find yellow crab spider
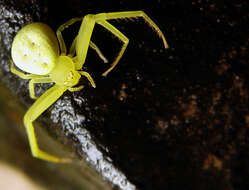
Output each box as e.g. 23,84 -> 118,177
10,11 -> 168,163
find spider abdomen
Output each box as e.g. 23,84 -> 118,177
11,22 -> 60,75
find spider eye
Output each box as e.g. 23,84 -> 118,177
63,71 -> 81,87
68,71 -> 74,80
64,71 -> 74,85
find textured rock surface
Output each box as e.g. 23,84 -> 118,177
0,0 -> 249,190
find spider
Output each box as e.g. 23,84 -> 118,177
10,11 -> 168,162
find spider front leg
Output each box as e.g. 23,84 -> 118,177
95,11 -> 168,48
56,18 -> 107,62
29,77 -> 53,99
76,11 -> 168,76
76,14 -> 129,76
69,35 -> 108,63
94,11 -> 168,76
96,20 -> 129,76
24,85 -> 69,162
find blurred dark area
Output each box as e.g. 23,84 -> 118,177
0,0 -> 249,190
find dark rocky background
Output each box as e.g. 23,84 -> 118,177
0,0 -> 249,190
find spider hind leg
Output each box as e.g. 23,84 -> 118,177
24,85 -> 70,163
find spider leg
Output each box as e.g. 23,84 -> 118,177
11,61 -> 52,99
68,35 -> 77,56
56,17 -> 82,55
96,20 -> 129,76
94,11 -> 168,48
29,77 -> 53,99
24,85 -> 70,162
68,85 -> 84,92
79,71 -> 96,88
69,35 -> 108,63
56,17 -> 108,63
75,14 -> 96,69
76,11 -> 167,76
89,41 -> 108,63
10,60 -> 40,79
